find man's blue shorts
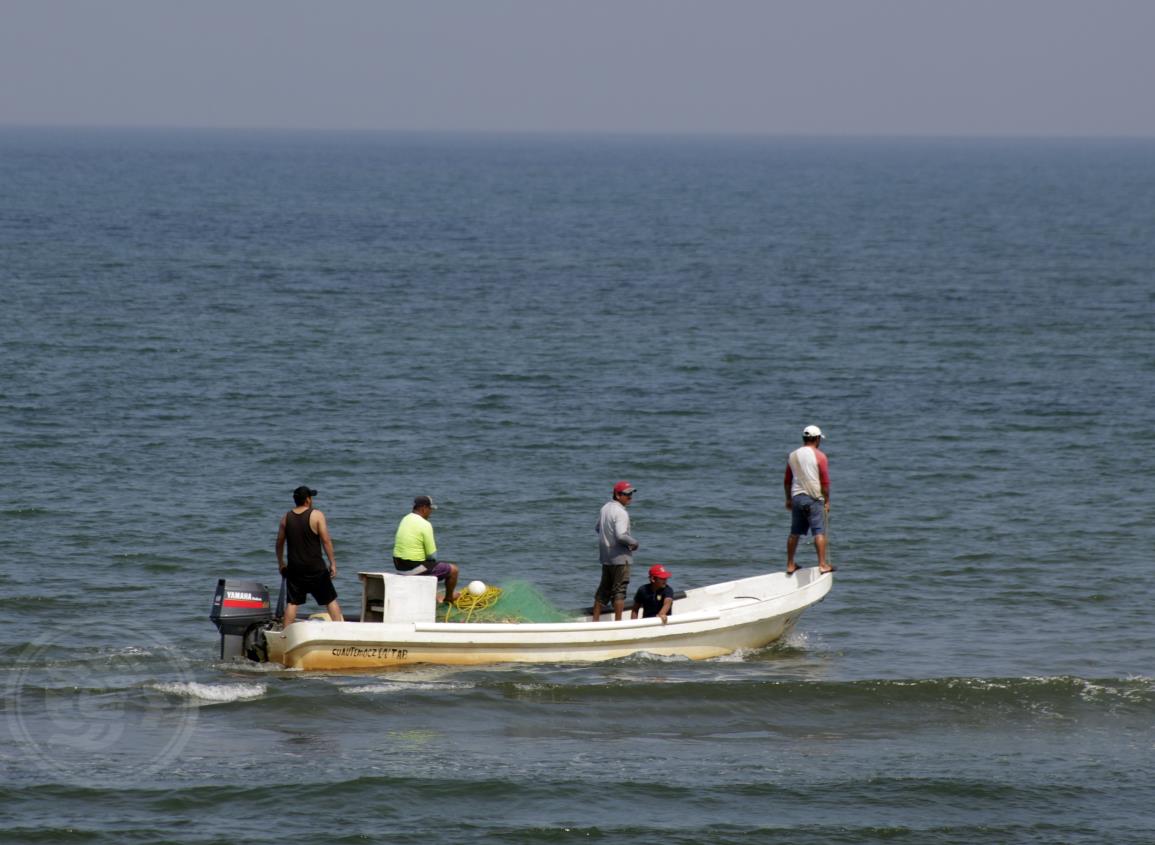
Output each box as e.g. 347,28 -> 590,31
790,494 -> 826,536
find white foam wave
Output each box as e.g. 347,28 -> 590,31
783,630 -> 811,648
710,648 -> 753,663
151,681 -> 267,704
625,650 -> 691,664
213,659 -> 297,674
341,681 -> 475,695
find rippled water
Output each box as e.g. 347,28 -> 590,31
2,128 -> 1154,843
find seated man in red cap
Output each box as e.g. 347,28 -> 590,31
631,564 -> 674,625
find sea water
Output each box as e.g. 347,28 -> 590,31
2,128 -> 1154,844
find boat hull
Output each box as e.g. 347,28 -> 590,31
262,568 -> 832,670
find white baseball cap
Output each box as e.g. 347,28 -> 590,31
802,425 -> 824,439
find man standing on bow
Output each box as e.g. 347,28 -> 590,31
784,426 -> 835,575
593,480 -> 639,622
276,485 -> 344,625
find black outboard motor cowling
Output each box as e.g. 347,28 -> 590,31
210,578 -> 273,660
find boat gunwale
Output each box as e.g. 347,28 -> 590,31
267,569 -> 830,647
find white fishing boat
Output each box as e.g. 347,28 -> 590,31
211,567 -> 834,670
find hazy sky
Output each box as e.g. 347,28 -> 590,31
2,0 -> 1153,136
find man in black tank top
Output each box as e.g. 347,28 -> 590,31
275,485 -> 344,626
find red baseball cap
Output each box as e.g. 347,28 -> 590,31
649,564 -> 671,579
613,481 -> 636,495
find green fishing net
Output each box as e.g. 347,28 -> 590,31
437,580 -> 572,623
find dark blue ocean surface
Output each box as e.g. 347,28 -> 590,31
2,128 -> 1154,843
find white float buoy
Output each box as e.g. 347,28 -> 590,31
467,580 -> 487,596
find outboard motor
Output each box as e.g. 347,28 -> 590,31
210,578 -> 273,661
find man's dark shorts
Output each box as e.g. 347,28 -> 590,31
595,563 -> 631,605
286,571 -> 338,606
790,494 -> 827,536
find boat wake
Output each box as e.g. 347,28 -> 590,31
339,680 -> 477,695
149,681 -> 267,705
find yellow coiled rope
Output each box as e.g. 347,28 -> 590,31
441,585 -> 504,623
